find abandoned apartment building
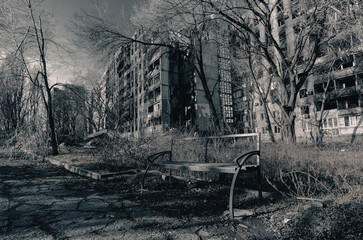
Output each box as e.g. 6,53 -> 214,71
249,0 -> 363,142
102,28 -> 236,137
102,0 -> 363,142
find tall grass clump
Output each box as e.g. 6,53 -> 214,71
262,142 -> 362,200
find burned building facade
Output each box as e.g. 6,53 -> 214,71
102,28 -> 236,137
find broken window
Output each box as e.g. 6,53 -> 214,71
339,116 -> 359,127
155,87 -> 161,101
273,111 -> 280,120
274,126 -> 281,134
260,113 -> 265,120
323,118 -> 338,129
325,81 -> 335,92
314,83 -> 324,93
299,89 -> 308,98
333,55 -> 354,71
337,95 -> 359,109
343,55 -> 354,68
344,116 -> 350,126
276,2 -> 283,13
314,81 -> 334,94
333,59 -> 343,71
278,15 -> 285,27
148,105 -> 153,113
149,90 -> 155,100
301,106 -> 310,119
336,76 -> 356,89
317,100 -> 337,111
325,99 -> 338,110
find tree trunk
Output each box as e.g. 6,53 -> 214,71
262,101 -> 275,142
195,40 -> 221,130
315,121 -> 324,143
282,114 -> 296,143
47,88 -> 58,155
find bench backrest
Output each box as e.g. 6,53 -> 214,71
170,133 -> 261,164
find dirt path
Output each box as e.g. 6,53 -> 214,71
0,151 -> 275,239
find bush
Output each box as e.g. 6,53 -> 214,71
95,130 -> 179,171
1,129 -> 49,158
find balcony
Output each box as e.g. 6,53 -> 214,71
155,95 -> 161,102
338,107 -> 362,117
335,86 -> 358,98
153,109 -> 161,118
146,68 -> 160,78
148,98 -> 154,105
147,113 -> 153,121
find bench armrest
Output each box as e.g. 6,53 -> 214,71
147,151 -> 171,163
233,150 -> 260,169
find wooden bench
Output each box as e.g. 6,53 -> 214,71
141,133 -> 262,218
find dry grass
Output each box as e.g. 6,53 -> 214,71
6,126 -> 360,201
1,130 -> 48,159
262,142 -> 363,201
95,130 -> 362,201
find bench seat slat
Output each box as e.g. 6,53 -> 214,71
150,161 -> 258,174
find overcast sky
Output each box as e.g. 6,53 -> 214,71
47,0 -> 140,84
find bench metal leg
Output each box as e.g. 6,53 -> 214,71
141,164 -> 151,190
229,167 -> 263,218
229,168 -> 241,219
257,166 -> 263,201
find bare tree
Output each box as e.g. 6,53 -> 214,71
231,43 -> 276,141
65,68 -> 107,134
199,0 -> 360,142
0,56 -> 26,136
0,0 -> 60,154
